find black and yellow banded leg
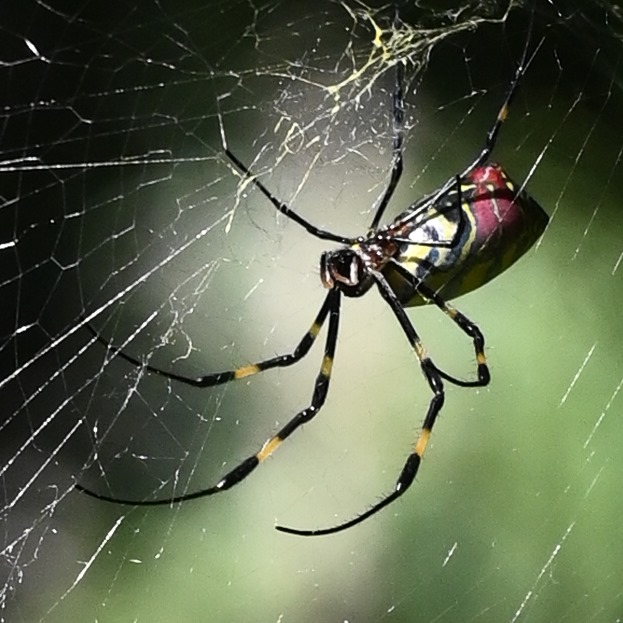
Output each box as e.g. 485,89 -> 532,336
385,260 -> 490,389
76,289 -> 342,507
207,287 -> 341,498
85,289 -> 337,389
461,13 -> 537,177
276,272 -> 445,537
415,282 -> 490,389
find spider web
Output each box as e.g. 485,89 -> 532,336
2,0 -> 623,621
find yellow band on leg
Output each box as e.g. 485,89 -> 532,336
257,436 -> 282,462
413,428 -> 431,458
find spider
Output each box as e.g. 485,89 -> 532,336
78,17 -> 548,537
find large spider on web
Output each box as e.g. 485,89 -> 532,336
78,10 -> 548,537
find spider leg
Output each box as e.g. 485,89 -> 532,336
460,71 -> 518,175
461,12 -> 540,175
225,150 -> 353,245
368,59 -> 405,232
85,290 -> 336,388
276,272 -> 443,537
415,282 -> 490,388
386,260 -> 490,389
77,289 -> 342,506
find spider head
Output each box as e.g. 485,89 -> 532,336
320,248 -> 371,297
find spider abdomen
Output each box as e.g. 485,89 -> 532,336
386,164 -> 548,306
